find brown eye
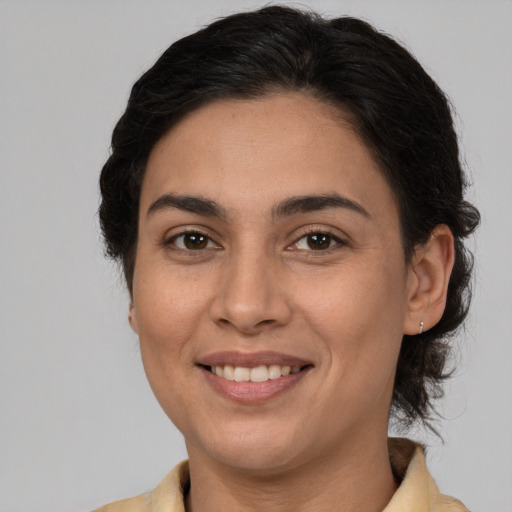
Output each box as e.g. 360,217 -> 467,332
306,233 -> 332,250
294,232 -> 341,251
172,232 -> 214,250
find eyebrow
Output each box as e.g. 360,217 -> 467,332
146,193 -> 369,220
147,194 -> 228,220
272,194 -> 370,219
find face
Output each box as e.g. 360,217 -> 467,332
130,93 -> 416,474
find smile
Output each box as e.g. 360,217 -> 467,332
209,364 -> 301,382
198,352 -> 313,403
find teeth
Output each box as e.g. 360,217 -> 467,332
234,367 -> 250,382
210,364 -> 302,382
223,365 -> 235,381
250,365 -> 269,382
268,365 -> 282,379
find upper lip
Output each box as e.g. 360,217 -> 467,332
198,351 -> 313,369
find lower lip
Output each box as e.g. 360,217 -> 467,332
201,367 -> 309,404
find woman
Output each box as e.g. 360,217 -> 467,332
95,6 -> 479,511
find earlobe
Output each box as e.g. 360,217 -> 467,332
128,303 -> 139,334
403,225 -> 455,335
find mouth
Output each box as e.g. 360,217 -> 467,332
202,363 -> 308,382
197,351 -> 314,404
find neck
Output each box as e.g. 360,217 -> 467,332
185,434 -> 397,512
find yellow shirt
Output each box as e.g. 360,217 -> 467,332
93,439 -> 468,512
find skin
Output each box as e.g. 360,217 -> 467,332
129,93 -> 454,512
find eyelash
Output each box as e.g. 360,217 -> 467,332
289,229 -> 346,254
164,228 -> 346,255
165,229 -> 220,253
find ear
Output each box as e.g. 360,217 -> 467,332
403,225 -> 455,335
128,303 -> 139,334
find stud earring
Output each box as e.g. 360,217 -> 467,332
419,321 -> 424,334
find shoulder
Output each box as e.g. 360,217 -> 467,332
91,461 -> 189,512
435,494 -> 469,511
386,438 -> 468,512
93,493 -> 151,512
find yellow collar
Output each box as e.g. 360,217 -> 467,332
94,438 -> 467,512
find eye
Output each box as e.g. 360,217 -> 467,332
293,232 -> 342,251
169,231 -> 218,251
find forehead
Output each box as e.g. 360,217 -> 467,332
142,93 -> 397,221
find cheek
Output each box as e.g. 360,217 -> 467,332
135,258 -> 212,335
298,255 -> 406,327
132,263 -> 213,391
133,273 -> 210,432
294,257 -> 407,379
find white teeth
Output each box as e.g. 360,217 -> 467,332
234,367 -> 250,382
250,365 -> 269,382
211,364 -> 302,382
223,365 -> 235,381
268,365 -> 282,380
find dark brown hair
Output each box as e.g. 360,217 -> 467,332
99,5 -> 480,430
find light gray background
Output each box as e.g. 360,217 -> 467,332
1,1 -> 511,511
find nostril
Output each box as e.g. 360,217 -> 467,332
256,319 -> 275,327
214,316 -> 276,335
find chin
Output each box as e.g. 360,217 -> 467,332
186,421 -> 309,474
209,446 -> 302,475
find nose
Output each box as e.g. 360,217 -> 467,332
209,251 -> 293,335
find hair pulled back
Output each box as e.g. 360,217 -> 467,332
99,5 -> 480,430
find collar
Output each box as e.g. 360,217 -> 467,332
95,438 -> 467,511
